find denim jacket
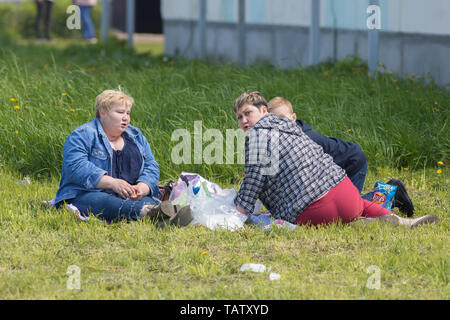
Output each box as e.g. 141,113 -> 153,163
55,117 -> 162,205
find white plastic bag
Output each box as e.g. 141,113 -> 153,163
188,182 -> 248,231
240,263 -> 267,273
167,172 -> 248,231
269,273 -> 281,281
168,180 -> 190,207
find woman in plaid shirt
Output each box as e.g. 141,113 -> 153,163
233,91 -> 438,228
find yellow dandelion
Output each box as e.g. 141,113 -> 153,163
336,121 -> 341,126
393,79 -> 398,83
403,167 -> 409,171
14,130 -> 19,135
10,98 -> 17,102
347,128 -> 352,133
14,105 -> 20,110
201,250 -> 208,255
70,108 -> 75,112
437,161 -> 444,165
66,114 -> 70,118
437,169 -> 442,174
62,93 -> 67,97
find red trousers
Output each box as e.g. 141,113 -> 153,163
295,176 -> 392,226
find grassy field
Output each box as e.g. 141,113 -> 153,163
0,35 -> 448,300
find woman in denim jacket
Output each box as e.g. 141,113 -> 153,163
54,89 -> 163,222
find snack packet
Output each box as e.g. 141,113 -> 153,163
368,181 -> 397,211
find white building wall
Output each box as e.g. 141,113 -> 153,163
162,0 -> 450,85
162,0 -> 450,36
387,0 -> 450,35
161,0 -> 315,25
161,0 -> 197,20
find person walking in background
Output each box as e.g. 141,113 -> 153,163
35,0 -> 54,41
73,0 -> 98,43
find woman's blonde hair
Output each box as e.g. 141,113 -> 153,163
95,88 -> 134,118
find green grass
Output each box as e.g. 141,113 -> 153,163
134,41 -> 164,56
0,167 -> 448,299
0,35 -> 448,299
1,37 -> 448,181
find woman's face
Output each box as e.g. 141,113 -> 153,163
99,103 -> 131,137
235,103 -> 268,132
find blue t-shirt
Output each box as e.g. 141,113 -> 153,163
111,132 -> 142,185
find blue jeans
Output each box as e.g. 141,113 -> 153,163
70,191 -> 160,222
348,161 -> 367,194
79,6 -> 95,39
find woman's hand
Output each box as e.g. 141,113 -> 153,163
111,179 -> 135,199
96,176 -> 150,200
96,175 -> 134,199
236,205 -> 248,215
130,182 -> 150,201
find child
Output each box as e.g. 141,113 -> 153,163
267,97 -> 414,217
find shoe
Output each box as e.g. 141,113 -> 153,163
386,179 -> 414,217
169,206 -> 193,227
140,201 -> 178,220
158,204 -> 193,228
351,214 -> 438,228
141,201 -> 193,228
409,214 -> 439,228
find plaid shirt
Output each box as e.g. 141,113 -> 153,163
235,114 -> 346,224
